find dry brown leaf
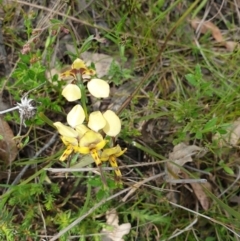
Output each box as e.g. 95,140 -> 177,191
167,143 -> 204,180
0,117 -> 18,163
191,18 -> 224,42
101,209 -> 131,241
80,51 -> 116,78
190,181 -> 212,211
225,41 -> 239,52
190,18 -> 239,52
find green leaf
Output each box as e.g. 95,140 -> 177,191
195,64 -> 202,78
19,54 -> 30,63
23,136 -> 30,146
27,69 -> 36,80
185,73 -> 198,86
79,35 -> 95,53
195,131 -> 202,139
219,160 -> 234,175
88,176 -> 102,187
202,117 -> 217,132
50,18 -> 63,24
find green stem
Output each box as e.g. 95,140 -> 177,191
76,73 -> 88,121
79,83 -> 88,121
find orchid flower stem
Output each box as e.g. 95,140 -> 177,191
76,73 -> 88,121
79,83 -> 88,121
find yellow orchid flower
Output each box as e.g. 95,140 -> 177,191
101,145 -> 127,178
60,58 -> 95,79
77,130 -> 107,166
60,58 -> 110,100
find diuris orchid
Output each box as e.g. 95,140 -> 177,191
54,105 -> 122,162
60,58 -> 110,101
76,130 -> 107,166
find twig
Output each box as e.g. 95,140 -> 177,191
165,178 -> 207,184
44,160 -> 167,172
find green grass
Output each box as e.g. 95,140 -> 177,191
0,0 -> 240,240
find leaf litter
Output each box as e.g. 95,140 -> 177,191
190,17 -> 239,51
166,142 -> 206,181
101,209 -> 131,241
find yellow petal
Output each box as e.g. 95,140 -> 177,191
82,69 -> 96,76
102,110 -> 121,136
95,139 -> 107,151
54,122 -> 78,137
109,156 -> 122,177
62,84 -> 81,101
101,145 -> 121,158
79,130 -> 104,148
67,104 -> 85,128
60,69 -> 75,79
61,136 -> 78,146
90,149 -> 102,166
87,78 -> 110,98
72,58 -> 86,70
75,124 -> 90,138
88,111 -> 106,132
115,147 -> 127,157
76,146 -> 90,154
59,146 -> 74,161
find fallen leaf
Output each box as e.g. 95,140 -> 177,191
166,143 -> 204,181
0,117 -> 18,163
225,41 -> 239,52
181,172 -> 211,210
190,18 -> 238,52
80,51 -> 117,78
190,181 -> 211,210
101,209 -> 131,241
191,18 -> 223,42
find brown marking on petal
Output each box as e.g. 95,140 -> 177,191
109,156 -> 122,177
60,146 -> 73,161
91,149 -> 102,166
71,69 -> 77,76
60,70 -> 76,79
79,67 -> 88,75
